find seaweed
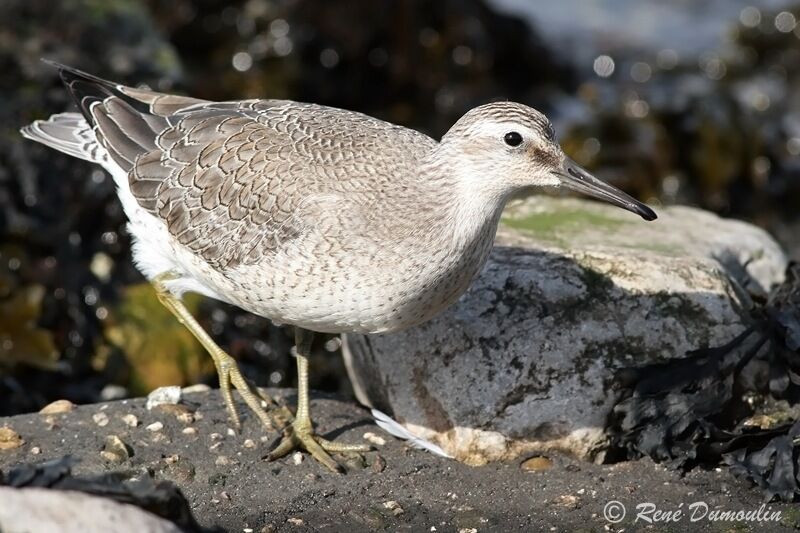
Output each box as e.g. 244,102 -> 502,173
608,262 -> 800,502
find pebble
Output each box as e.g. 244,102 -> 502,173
210,432 -> 224,441
521,456 -> 553,472
363,432 -> 386,446
371,454 -> 387,473
554,494 -> 579,509
30,446 -> 41,455
182,383 -> 211,394
0,427 -> 23,450
99,384 -> 127,401
292,452 -> 304,465
146,386 -> 182,410
161,456 -> 196,482
121,414 -> 139,427
156,403 -> 194,423
145,421 -> 163,432
226,428 -> 236,437
383,500 -> 404,516
39,399 -> 75,415
286,518 -> 304,526
100,435 -> 132,463
215,455 -> 232,466
92,412 -> 109,427
243,439 -> 256,449
182,427 -> 197,435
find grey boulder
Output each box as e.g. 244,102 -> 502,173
343,196 -> 787,465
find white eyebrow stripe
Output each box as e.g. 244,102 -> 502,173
473,121 -> 540,140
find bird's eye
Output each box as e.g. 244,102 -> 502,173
504,131 -> 523,147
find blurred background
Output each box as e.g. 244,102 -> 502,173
1,0 -> 799,415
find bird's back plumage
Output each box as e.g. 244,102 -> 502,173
22,63 -> 488,333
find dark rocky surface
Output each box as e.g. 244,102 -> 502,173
0,390 -> 797,532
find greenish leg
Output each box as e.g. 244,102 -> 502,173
152,272 -> 291,432
266,327 -> 371,473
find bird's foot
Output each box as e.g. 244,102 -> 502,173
214,351 -> 293,432
265,417 -> 371,473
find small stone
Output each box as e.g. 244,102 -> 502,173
121,414 -> 139,427
92,412 -> 109,427
260,526 -> 277,533
521,456 -> 553,472
459,529 -> 478,533
383,500 -> 404,516
363,432 -> 386,446
219,490 -> 231,501
146,386 -> 182,410
182,383 -> 211,394
145,421 -> 163,432
215,455 -> 232,466
342,453 -> 366,470
371,454 -> 387,473
292,452 -> 304,465
210,432 -> 224,441
101,435 -> 132,463
286,518 -> 304,526
39,399 -> 75,415
554,494 -> 579,509
243,439 -> 256,449
30,446 -> 41,455
182,427 -> 197,435
156,403 -> 194,422
0,427 -> 23,450
43,416 -> 58,430
226,427 -> 236,437
99,384 -> 127,401
161,456 -> 196,482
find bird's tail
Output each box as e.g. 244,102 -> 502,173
20,111 -> 107,164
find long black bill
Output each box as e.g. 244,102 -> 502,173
555,158 -> 657,221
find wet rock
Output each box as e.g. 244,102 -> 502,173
0,487 -> 182,533
39,399 -> 74,415
344,197 -> 789,464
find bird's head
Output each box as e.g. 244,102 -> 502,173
438,102 -> 657,221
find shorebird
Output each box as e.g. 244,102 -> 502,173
22,62 -> 656,472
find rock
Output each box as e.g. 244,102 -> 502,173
39,399 -> 74,415
343,197 -> 788,464
146,386 -> 182,410
0,487 -> 182,533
